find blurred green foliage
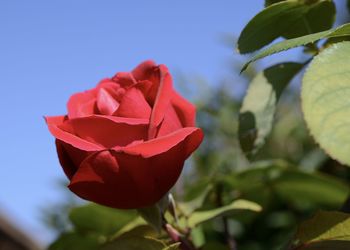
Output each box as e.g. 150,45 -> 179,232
44,1 -> 350,249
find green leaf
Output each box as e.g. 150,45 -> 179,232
104,224 -> 165,250
190,226 -> 206,247
241,23 -> 350,72
201,242 -> 229,250
265,0 -> 285,7
237,0 -> 335,54
113,217 -> 148,238
102,236 -> 166,250
225,162 -> 348,208
273,169 -> 348,207
48,233 -> 101,250
292,211 -> 350,249
115,225 -> 157,238
69,203 -> 137,236
283,0 -> 336,39
178,185 -> 213,216
187,199 -> 261,228
302,42 -> 350,166
239,62 -> 303,155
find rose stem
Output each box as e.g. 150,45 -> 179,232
216,184 -> 237,250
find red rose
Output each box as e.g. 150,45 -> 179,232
45,61 -> 203,209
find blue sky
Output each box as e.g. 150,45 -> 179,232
0,0 -> 344,246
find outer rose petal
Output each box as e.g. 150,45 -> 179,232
61,115 -> 148,148
171,91 -> 196,127
121,127 -> 203,158
69,127 -> 203,209
55,140 -> 89,179
45,115 -> 103,151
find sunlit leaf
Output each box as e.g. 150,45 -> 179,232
241,23 -> 350,72
187,199 -> 261,228
302,42 -> 350,166
190,226 -> 206,248
239,62 -> 303,156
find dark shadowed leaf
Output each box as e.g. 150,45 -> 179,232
283,1 -> 335,39
273,169 -> 348,207
225,161 -> 348,208
239,62 -> 303,156
102,236 -> 166,250
237,0 -> 335,54
202,242 -> 228,250
292,211 -> 350,249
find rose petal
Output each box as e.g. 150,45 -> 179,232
122,127 -> 203,158
45,115 -> 66,126
56,140 -> 89,179
156,103 -> 183,137
96,88 -> 119,115
69,126 -> 203,209
67,90 -> 97,119
45,116 -> 102,151
69,150 -> 119,184
63,115 -> 148,148
171,91 -> 196,127
96,79 -> 124,101
68,150 -> 151,209
112,72 -> 137,88
115,87 -> 151,119
148,65 -> 173,139
131,60 -> 157,81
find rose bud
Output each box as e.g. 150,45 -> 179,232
45,60 -> 203,209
